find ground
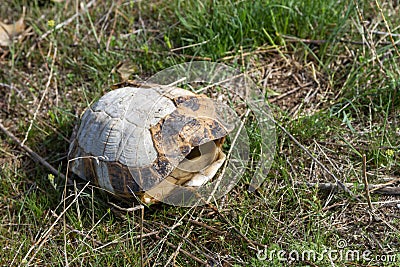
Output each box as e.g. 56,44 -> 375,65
0,0 -> 399,266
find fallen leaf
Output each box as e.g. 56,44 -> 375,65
117,61 -> 138,81
0,10 -> 26,46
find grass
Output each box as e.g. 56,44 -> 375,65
167,0 -> 349,60
1,0 -> 400,266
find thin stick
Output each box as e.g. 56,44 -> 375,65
269,83 -> 313,103
106,1 -> 119,51
148,231 -> 207,265
370,177 -> 400,193
374,0 -> 400,59
184,218 -> 225,236
140,205 -> 144,267
108,201 -> 144,212
301,182 -> 400,195
22,46 -> 57,146
164,225 -> 194,266
0,82 -> 22,95
113,47 -> 212,61
170,39 -> 209,52
97,231 -> 159,250
362,154 -> 373,209
37,0 -> 97,42
205,201 -> 266,249
354,1 -> 385,73
282,34 -> 400,47
155,220 -> 223,265
21,182 -> 90,266
270,117 -> 358,200
0,121 -> 65,180
107,200 -> 145,265
206,108 -> 251,204
371,30 -> 400,37
50,210 -> 103,246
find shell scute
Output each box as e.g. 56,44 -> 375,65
107,162 -> 141,194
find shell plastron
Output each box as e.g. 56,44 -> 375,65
68,82 -> 236,205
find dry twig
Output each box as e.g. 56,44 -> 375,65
271,117 -> 358,199
113,47 -> 212,61
362,154 -> 373,210
40,0 -> 96,41
0,121 -> 65,180
303,181 -> 400,195
20,182 -> 90,266
143,226 -> 208,266
22,46 -> 57,146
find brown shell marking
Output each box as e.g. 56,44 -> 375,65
69,137 -> 144,197
149,94 -> 233,177
107,162 -> 141,195
68,140 -> 97,183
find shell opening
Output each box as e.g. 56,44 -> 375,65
178,140 -> 219,173
142,138 -> 227,203
165,138 -> 226,186
177,136 -> 226,174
